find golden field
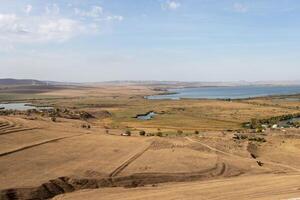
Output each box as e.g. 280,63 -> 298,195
0,84 -> 300,200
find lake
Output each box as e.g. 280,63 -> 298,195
136,111 -> 156,120
147,85 -> 300,100
0,103 -> 53,111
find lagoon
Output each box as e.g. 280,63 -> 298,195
148,85 -> 300,100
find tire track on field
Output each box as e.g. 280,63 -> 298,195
0,128 -> 40,136
0,118 -> 40,136
109,142 -> 153,177
0,133 -> 87,157
186,137 -> 300,172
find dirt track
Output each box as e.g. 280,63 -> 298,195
109,142 -> 154,177
0,133 -> 87,157
186,137 -> 300,172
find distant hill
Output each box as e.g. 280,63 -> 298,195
0,79 -> 79,86
1,78 -> 300,87
92,80 -> 300,87
0,78 -> 46,85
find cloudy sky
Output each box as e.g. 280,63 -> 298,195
0,0 -> 300,82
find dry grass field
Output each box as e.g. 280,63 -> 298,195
1,84 -> 300,200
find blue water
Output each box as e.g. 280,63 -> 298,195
0,103 -> 53,111
147,85 -> 300,100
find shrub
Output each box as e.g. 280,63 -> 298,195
139,130 -> 146,136
194,130 -> 199,134
248,137 -> 266,143
79,111 -> 95,120
250,118 -> 261,129
233,134 -> 247,140
125,130 -> 131,136
81,124 -> 91,129
255,127 -> 264,133
177,130 -> 183,135
156,132 -> 163,137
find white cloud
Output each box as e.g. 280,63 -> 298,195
0,3 -> 123,44
74,6 -> 103,18
0,14 -> 28,35
101,15 -> 124,22
37,19 -> 84,42
233,3 -> 248,13
163,1 -> 181,11
24,4 -> 32,15
74,6 -> 123,22
0,13 -> 94,43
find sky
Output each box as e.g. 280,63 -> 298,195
0,0 -> 300,82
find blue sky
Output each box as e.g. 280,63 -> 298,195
0,0 -> 300,82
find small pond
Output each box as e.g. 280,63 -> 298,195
0,103 -> 53,111
136,111 -> 156,120
278,117 -> 300,127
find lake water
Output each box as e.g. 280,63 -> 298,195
148,85 -> 300,100
278,117 -> 300,127
136,112 -> 156,120
0,103 -> 53,111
